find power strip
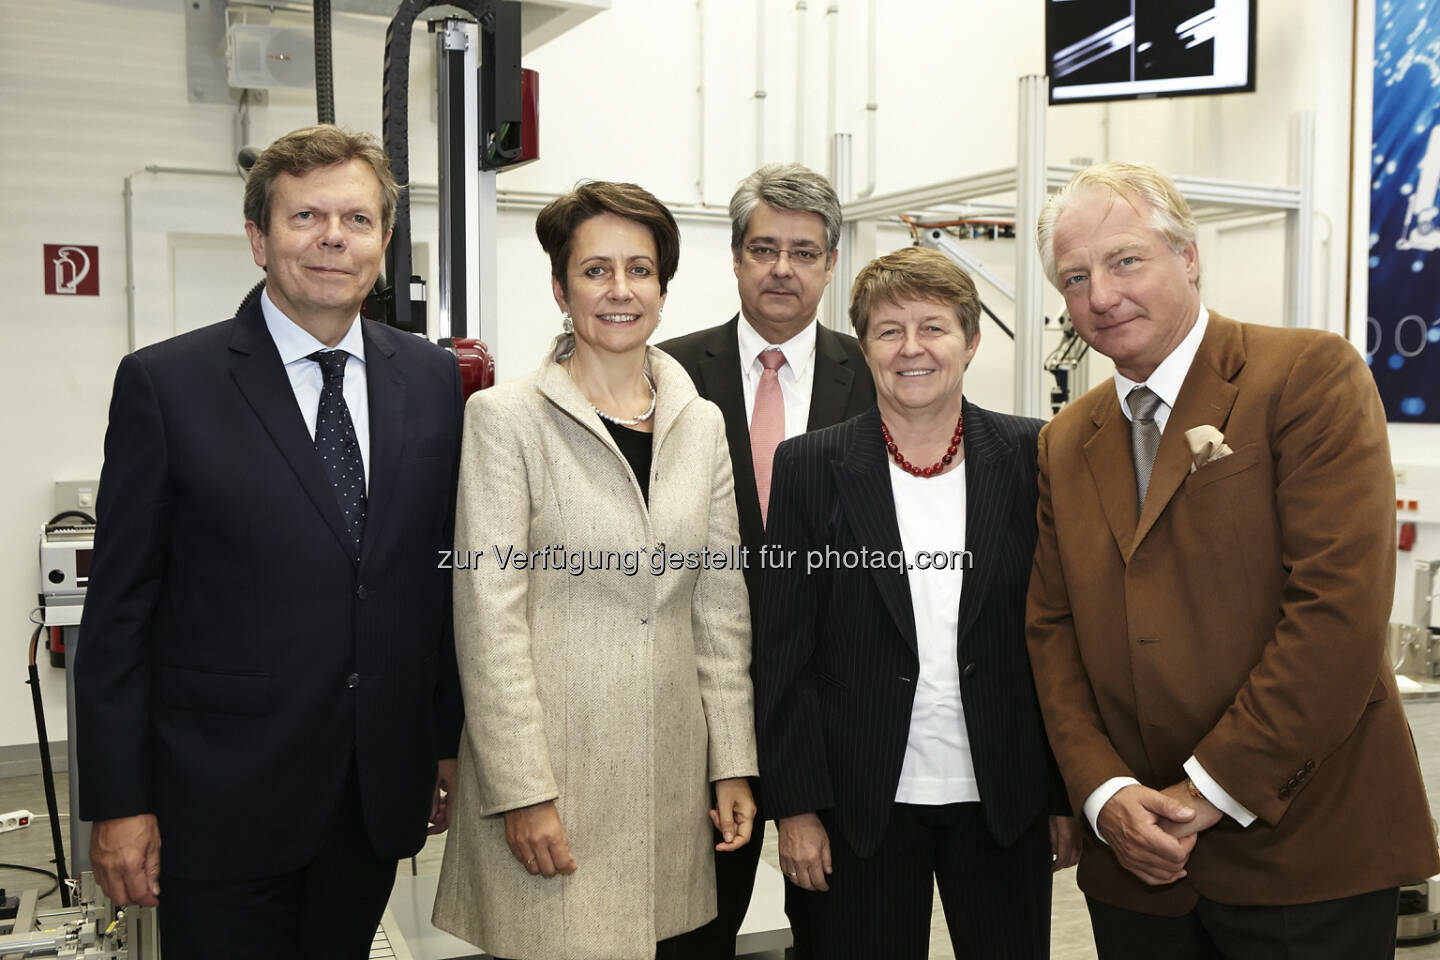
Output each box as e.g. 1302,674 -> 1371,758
0,810 -> 33,832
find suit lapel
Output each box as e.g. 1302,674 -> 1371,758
227,299 -> 356,559
832,408 -> 917,653
808,325 -> 861,430
1130,315 -> 1244,556
696,318 -> 762,545
954,401 -> 1010,646
1082,390 -> 1140,558
647,345 -> 698,455
359,321 -> 406,568
536,340 -> 609,434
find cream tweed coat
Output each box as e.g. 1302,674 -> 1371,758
432,339 -> 758,960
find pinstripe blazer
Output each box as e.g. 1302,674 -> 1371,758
754,401 -> 1065,858
657,315 -> 875,556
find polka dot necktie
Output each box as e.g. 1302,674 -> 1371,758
308,350 -> 366,554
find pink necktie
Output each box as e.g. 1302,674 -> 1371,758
752,349 -> 787,527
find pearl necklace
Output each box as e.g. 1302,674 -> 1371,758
591,371 -> 657,426
881,414 -> 964,477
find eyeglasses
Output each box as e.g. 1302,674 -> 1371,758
743,244 -> 828,267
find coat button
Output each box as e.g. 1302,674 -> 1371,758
347,673 -> 360,689
1304,760 -> 1315,773
1278,785 -> 1291,799
962,663 -> 977,678
356,584 -> 369,600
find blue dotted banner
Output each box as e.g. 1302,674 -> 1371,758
1368,0 -> 1440,422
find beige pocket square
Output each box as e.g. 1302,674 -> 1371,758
1184,425 -> 1234,473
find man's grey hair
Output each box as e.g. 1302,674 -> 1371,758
1035,160 -> 1199,288
729,163 -> 843,252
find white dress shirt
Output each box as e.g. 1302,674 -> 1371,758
260,288 -> 371,488
1083,305 -> 1258,838
736,313 -> 818,441
890,464 -> 979,804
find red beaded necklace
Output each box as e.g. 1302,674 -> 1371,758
881,413 -> 964,478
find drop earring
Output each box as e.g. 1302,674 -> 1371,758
562,312 -> 573,335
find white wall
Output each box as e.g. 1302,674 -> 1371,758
1,0 -> 1430,751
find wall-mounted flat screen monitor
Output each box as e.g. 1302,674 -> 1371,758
1047,0 -> 1257,104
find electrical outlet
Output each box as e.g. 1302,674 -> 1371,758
0,810 -> 32,833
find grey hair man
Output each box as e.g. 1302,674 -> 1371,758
657,163 -> 874,959
1026,160 -> 1438,960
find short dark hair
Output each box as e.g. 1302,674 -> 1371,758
535,181 -> 681,294
244,124 -> 399,234
849,247 -> 981,343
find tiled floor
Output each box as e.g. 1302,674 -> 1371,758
7,698 -> 1440,957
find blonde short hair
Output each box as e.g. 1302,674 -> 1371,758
849,246 -> 980,343
1035,161 -> 1198,288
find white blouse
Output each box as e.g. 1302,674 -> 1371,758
889,463 -> 978,805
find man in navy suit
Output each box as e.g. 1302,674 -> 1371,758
659,163 -> 874,958
76,125 -> 463,959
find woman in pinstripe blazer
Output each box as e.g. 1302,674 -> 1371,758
754,248 -> 1079,959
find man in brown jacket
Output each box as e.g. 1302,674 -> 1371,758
1026,160 -> 1438,959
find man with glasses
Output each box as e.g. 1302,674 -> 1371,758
659,163 -> 874,959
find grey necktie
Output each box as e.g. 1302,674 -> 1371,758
1128,385 -> 1162,515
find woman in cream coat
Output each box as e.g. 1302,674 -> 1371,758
433,181 -> 758,960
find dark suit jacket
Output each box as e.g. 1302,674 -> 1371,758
755,402 -> 1065,857
657,315 -> 875,557
76,296 -> 464,880
1027,313 -> 1440,913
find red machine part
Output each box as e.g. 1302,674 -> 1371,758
445,337 -> 495,400
518,68 -> 539,165
1399,521 -> 1417,552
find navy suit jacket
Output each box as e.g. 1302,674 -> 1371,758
76,296 -> 464,879
755,402 -> 1066,856
657,316 -> 875,564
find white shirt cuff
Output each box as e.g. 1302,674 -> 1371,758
1082,777 -> 1139,843
1183,756 -> 1257,827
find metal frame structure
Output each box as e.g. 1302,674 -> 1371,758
434,17 -> 486,343
833,76 -> 1317,418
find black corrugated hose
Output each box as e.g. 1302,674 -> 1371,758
314,0 -> 334,125
26,623 -> 71,907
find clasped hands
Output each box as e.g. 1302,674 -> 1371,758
1096,782 -> 1224,886
504,777 -> 755,878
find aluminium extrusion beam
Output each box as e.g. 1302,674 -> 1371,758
1013,73 -> 1048,419
828,132 -> 855,333
841,107 -> 1318,405
1283,112 -> 1316,328
842,167 -> 1027,223
919,228 -> 1016,303
436,19 -> 481,341
844,168 -> 1304,229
